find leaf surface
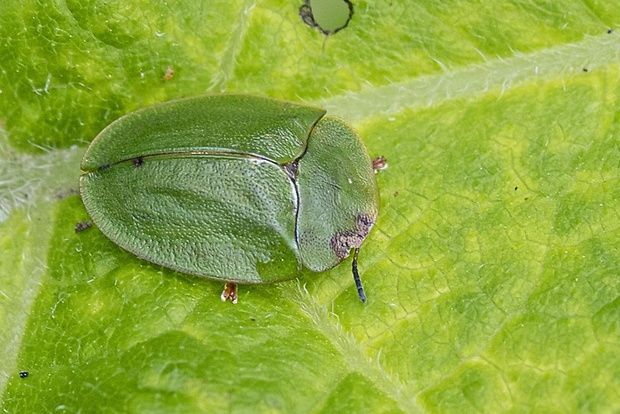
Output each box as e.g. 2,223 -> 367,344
1,1 -> 619,412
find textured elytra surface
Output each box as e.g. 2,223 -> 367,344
80,95 -> 326,169
79,95 -> 378,284
81,155 -> 302,283
296,116 -> 379,271
1,1 -> 620,413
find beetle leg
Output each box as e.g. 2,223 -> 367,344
221,282 -> 238,304
351,248 -> 367,303
372,156 -> 388,173
74,221 -> 92,233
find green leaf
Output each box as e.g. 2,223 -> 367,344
1,0 -> 619,412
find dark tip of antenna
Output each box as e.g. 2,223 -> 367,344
352,248 -> 366,303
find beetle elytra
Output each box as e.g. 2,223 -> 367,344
79,95 -> 380,303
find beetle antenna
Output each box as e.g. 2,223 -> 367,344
352,248 -> 366,303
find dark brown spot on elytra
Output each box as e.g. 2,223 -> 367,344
283,160 -> 299,181
133,157 -> 144,167
330,214 -> 375,259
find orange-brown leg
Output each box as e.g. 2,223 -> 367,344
220,282 -> 238,304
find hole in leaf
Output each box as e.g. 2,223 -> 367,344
299,0 -> 353,36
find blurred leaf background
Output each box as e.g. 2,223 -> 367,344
1,0 -> 619,412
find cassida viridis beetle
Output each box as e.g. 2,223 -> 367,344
79,95 -> 381,303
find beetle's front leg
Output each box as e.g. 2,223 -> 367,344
372,156 -> 387,172
221,282 -> 238,304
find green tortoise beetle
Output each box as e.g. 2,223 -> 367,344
79,95 -> 381,303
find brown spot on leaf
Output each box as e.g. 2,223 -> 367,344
163,65 -> 174,80
55,188 -> 80,200
330,214 -> 375,259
